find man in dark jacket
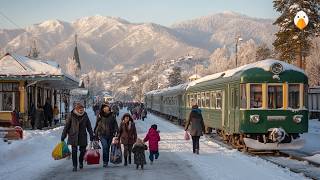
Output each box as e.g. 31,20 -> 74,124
61,102 -> 94,172
94,104 -> 119,167
185,104 -> 205,155
43,98 -> 53,127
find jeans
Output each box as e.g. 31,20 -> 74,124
149,151 -> 159,161
100,136 -> 112,164
71,146 -> 86,168
192,136 -> 200,153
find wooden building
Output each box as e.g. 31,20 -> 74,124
0,53 -> 79,127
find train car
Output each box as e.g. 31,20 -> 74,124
308,87 -> 320,119
145,59 -> 308,150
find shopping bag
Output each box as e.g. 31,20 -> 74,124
184,131 -> 190,141
110,144 -> 122,164
84,142 -> 100,165
52,141 -> 71,160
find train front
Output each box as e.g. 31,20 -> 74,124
239,60 -> 308,150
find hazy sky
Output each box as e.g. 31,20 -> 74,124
0,0 -> 278,29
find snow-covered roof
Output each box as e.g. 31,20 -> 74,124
187,59 -> 305,89
145,83 -> 188,96
0,53 -> 78,83
70,88 -> 89,95
145,59 -> 305,96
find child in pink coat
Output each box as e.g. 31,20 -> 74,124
143,124 -> 160,164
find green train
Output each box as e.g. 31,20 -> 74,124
145,59 -> 308,150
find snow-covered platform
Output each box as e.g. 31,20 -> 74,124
0,109 -> 311,180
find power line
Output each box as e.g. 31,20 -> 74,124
0,11 -> 22,29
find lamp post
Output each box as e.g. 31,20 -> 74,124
235,35 -> 243,67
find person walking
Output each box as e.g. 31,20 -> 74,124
61,102 -> 94,172
44,98 -> 53,127
29,103 -> 36,129
118,113 -> 137,166
35,103 -> 44,130
94,104 -> 119,167
132,138 -> 148,170
144,124 -> 160,164
185,104 -> 205,155
53,105 -> 59,125
141,108 -> 147,121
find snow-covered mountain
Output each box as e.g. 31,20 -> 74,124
172,11 -> 277,51
0,12 -> 276,71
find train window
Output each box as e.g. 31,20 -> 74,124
268,85 -> 283,109
201,92 -> 205,107
211,92 -> 216,109
197,93 -> 201,107
288,84 -> 300,109
205,92 -> 210,108
240,84 -> 247,109
216,91 -> 222,109
250,84 -> 262,108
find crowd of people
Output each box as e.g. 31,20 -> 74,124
27,98 -> 60,130
60,100 -> 204,172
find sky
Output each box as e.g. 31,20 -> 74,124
0,0 -> 278,29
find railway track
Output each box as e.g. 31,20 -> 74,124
154,113 -> 320,180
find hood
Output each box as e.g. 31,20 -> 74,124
192,108 -> 202,114
148,128 -> 158,135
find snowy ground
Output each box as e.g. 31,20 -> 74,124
0,109 -> 309,180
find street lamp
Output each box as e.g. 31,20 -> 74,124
235,35 -> 243,67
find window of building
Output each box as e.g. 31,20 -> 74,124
250,84 -> 262,108
0,83 -> 20,111
240,84 -> 247,109
216,91 -> 222,109
268,85 -> 283,109
288,84 -> 300,109
210,92 -> 216,109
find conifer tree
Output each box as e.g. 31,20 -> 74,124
273,0 -> 320,68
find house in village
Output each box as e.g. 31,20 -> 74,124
0,53 -> 79,127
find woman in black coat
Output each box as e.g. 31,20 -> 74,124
185,104 -> 205,155
61,103 -> 94,172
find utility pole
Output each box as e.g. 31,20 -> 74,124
235,35 -> 242,67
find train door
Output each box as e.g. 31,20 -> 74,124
227,85 -> 237,133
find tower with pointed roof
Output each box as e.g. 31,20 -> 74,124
73,34 -> 81,70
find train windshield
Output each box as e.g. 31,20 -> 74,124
288,84 -> 300,109
268,85 -> 283,109
250,84 -> 262,108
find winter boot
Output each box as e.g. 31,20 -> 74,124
136,164 -> 139,169
79,163 -> 83,169
141,164 -> 144,170
196,149 -> 199,155
128,155 -> 131,164
72,167 -> 77,172
103,162 -> 108,168
124,157 -> 128,166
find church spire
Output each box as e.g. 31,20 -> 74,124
73,34 -> 81,70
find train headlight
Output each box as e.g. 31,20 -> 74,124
250,115 -> 260,123
293,115 -> 303,124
